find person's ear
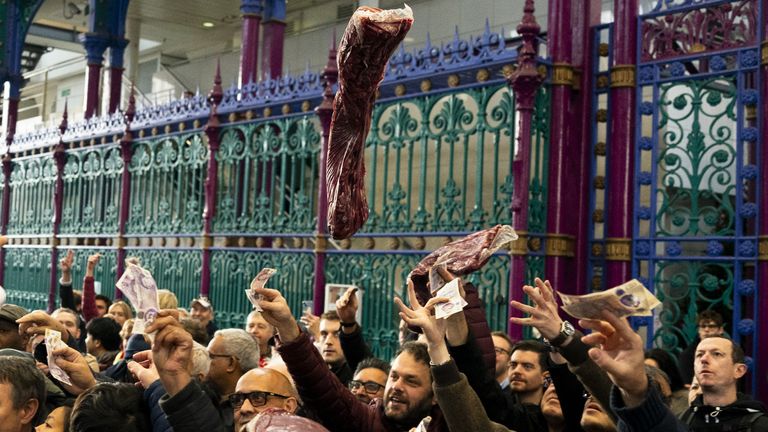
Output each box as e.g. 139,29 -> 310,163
226,357 -> 238,373
284,397 -> 298,414
734,363 -> 747,380
18,398 -> 39,425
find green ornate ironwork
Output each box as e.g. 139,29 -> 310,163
214,115 -> 321,233
526,87 -> 550,282
325,252 -> 512,360
127,133 -> 207,234
7,155 -> 56,235
652,260 -> 734,351
363,83 -> 517,233
4,247 -> 50,311
61,145 -> 123,235
209,250 -> 314,329
656,78 -> 737,237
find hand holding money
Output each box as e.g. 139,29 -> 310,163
17,310 -> 70,342
251,286 -> 300,343
116,263 -> 160,335
246,268 -> 277,312
143,310 -> 192,397
51,345 -> 97,395
558,279 -> 660,321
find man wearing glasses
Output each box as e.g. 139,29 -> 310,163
232,368 -> 299,432
348,357 -> 390,403
678,310 -> 725,385
491,331 -> 515,392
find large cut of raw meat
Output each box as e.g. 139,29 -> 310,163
409,225 -> 518,306
326,5 -> 413,240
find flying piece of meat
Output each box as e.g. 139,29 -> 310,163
326,5 -> 413,239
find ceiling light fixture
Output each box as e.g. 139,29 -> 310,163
202,21 -> 215,28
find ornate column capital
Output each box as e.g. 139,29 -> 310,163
79,33 -> 110,65
610,65 -> 636,88
604,237 -> 632,261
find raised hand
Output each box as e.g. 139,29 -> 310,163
299,311 -> 321,340
143,310 -> 192,397
434,268 -> 469,346
579,310 -> 648,408
59,250 -> 74,283
85,253 -> 101,277
509,278 -> 564,341
17,310 -> 70,342
335,286 -> 359,327
395,278 -> 450,363
252,287 -> 300,342
51,345 -> 97,395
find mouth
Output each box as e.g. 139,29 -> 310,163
585,402 -> 603,413
387,394 -> 407,408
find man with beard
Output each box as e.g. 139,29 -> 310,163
508,341 -> 548,405
251,284 -> 450,431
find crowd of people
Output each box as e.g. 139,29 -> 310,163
0,252 -> 765,432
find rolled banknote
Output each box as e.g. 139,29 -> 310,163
434,278 -> 468,320
246,268 -> 277,311
116,264 -> 159,335
558,279 -> 661,320
46,329 -> 72,385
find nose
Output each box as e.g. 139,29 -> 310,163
239,397 -> 256,416
351,386 -> 365,397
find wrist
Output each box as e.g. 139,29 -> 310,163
277,321 -> 301,342
427,343 -> 450,365
340,321 -> 357,333
161,373 -> 191,397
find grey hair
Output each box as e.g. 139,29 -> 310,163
191,341 -> 210,378
214,328 -> 260,372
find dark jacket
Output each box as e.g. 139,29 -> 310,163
681,394 -> 768,432
277,330 -> 447,432
144,380 -> 173,432
159,379 -> 228,432
611,379 -> 687,432
339,324 -> 374,373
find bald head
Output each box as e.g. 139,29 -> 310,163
234,368 -> 299,431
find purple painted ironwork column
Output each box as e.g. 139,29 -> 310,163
108,39 -> 128,114
573,0 -> 602,296
115,89 -> 136,288
81,33 -> 110,119
261,0 -> 286,81
508,0 -> 544,340
49,106 -> 68,312
544,0 -> 576,291
756,6 -> 768,404
240,0 -> 264,86
200,64 -> 223,298
604,0 -> 638,287
312,35 -> 337,316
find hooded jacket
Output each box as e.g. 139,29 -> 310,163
680,393 -> 768,432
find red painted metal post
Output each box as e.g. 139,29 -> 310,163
572,0 -> 602,296
261,21 -> 286,81
604,0 -> 638,287
81,34 -> 110,119
115,89 -> 136,293
544,0 -> 575,292
507,0 -> 544,340
200,64 -> 223,298
49,105 -> 68,312
240,0 -> 264,86
108,39 -> 128,114
312,34 -> 337,316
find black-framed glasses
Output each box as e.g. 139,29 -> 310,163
349,380 -> 385,394
229,391 -> 289,409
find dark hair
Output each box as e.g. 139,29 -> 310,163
730,339 -> 745,364
180,318 -> 210,346
320,310 -> 340,321
95,295 -> 112,310
0,357 -> 47,425
53,307 -> 81,328
86,318 -> 122,351
510,340 -> 549,370
645,348 -> 684,391
70,383 -> 149,432
645,365 -> 672,406
491,331 -> 515,351
355,357 -> 391,376
697,310 -> 723,327
394,341 -> 430,367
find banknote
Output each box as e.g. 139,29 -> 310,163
116,264 -> 159,335
428,252 -> 454,294
558,279 -> 661,320
246,268 -> 277,311
434,278 -> 468,320
45,329 -> 72,385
